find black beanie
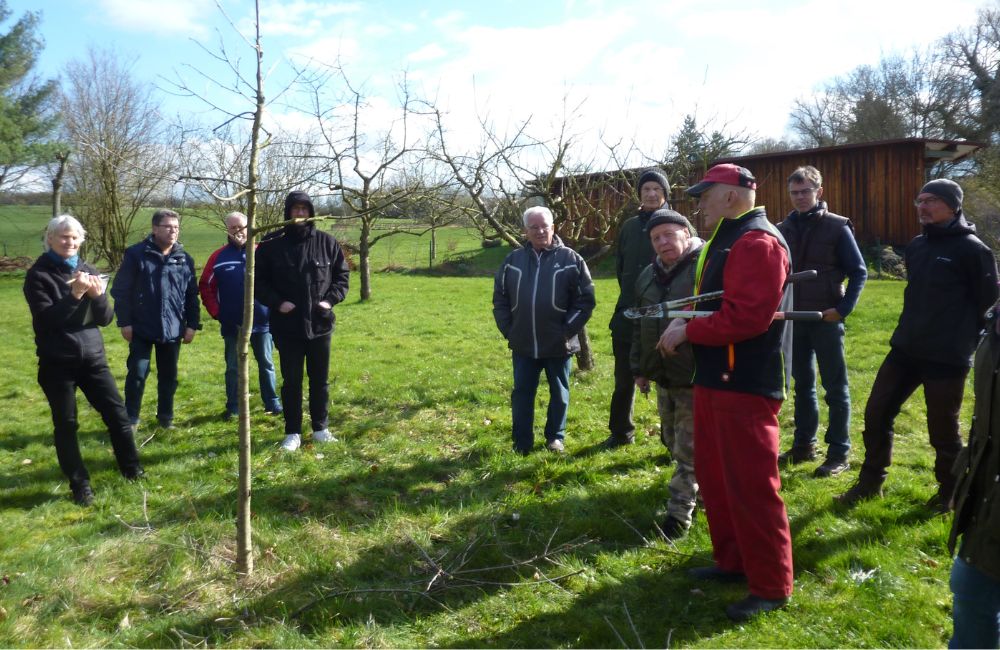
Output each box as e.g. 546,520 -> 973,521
636,169 -> 669,199
284,191 -> 316,221
919,179 -> 963,211
646,208 -> 695,237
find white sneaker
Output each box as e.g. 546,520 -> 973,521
280,433 -> 301,451
312,429 -> 337,443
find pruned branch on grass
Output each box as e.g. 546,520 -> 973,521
288,530 -> 592,620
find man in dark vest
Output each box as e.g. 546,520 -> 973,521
606,168 -> 669,448
660,163 -> 794,622
838,179 -> 998,511
777,166 -> 867,477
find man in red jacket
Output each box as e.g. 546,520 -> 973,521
198,211 -> 282,421
660,164 -> 794,621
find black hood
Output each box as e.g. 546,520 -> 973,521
284,191 -> 315,221
923,210 -> 977,238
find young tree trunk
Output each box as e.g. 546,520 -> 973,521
575,325 -> 595,371
359,217 -> 372,301
51,152 -> 69,218
235,0 -> 266,577
429,226 -> 437,268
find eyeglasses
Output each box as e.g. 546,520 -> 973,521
914,196 -> 942,207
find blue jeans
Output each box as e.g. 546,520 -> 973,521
124,337 -> 181,425
223,332 -> 282,414
950,557 -> 1000,649
791,320 -> 850,460
511,353 -> 571,452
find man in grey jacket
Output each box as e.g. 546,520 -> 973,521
493,206 -> 596,455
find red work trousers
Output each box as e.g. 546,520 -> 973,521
693,386 -> 794,599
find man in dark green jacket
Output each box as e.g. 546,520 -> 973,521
606,168 -> 668,448
630,209 -> 703,539
948,308 -> 1000,649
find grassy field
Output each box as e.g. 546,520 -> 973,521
0,212 -> 968,648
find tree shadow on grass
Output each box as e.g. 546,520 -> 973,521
136,479 -> 740,648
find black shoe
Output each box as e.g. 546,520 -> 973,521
688,565 -> 747,583
658,516 -> 689,540
602,434 -> 634,449
777,444 -> 816,467
814,457 -> 850,478
836,480 -> 883,506
71,483 -> 95,506
265,407 -> 284,416
158,418 -> 174,430
122,466 -> 146,481
222,411 -> 237,421
925,491 -> 953,515
725,595 -> 788,622
513,446 -> 531,456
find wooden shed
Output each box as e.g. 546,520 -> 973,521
708,138 -> 982,246
557,138 -> 982,248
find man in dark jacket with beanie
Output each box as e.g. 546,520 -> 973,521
256,191 -> 350,452
606,168 -> 669,448
838,179 -> 998,511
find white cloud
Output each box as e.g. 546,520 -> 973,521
95,0 -> 215,37
407,43 -> 447,64
255,0 -> 361,37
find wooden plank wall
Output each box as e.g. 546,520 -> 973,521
713,143 -> 926,247
561,142 -> 931,248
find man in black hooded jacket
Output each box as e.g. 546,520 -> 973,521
838,179 -> 998,510
256,191 -> 350,451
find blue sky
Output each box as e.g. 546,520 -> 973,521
10,0 -> 986,166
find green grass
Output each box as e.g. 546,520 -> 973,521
0,217 -> 966,647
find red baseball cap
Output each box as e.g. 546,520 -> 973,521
686,163 -> 757,197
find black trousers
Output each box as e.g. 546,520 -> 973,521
859,349 -> 967,495
608,337 -> 635,439
37,356 -> 141,488
273,333 -> 331,435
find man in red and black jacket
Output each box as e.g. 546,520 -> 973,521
660,163 -> 794,622
199,211 -> 282,421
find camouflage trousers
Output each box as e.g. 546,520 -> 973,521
656,384 -> 698,526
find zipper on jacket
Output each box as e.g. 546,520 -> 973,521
531,249 -> 541,358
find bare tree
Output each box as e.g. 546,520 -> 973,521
428,106 -> 534,248
169,0 -> 295,576
302,65 -> 434,301
60,48 -> 177,267
180,121 -> 326,227
789,50 -> 969,148
941,6 -> 1000,142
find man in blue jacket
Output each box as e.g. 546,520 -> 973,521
111,209 -> 200,430
199,211 -> 282,421
493,206 -> 596,454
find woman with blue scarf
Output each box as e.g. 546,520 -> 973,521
23,215 -> 144,506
